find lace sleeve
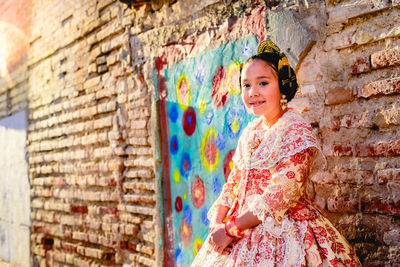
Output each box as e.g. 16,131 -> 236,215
207,165 -> 241,228
245,147 -> 316,224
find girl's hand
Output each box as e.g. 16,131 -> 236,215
209,224 -> 233,254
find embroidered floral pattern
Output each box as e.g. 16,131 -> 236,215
193,110 -> 361,267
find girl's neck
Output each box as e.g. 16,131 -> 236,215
262,107 -> 286,127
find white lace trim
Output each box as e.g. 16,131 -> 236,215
240,194 -> 307,266
233,110 -> 326,174
243,194 -> 268,222
260,215 -> 307,267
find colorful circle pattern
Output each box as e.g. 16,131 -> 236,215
179,217 -> 192,247
226,109 -> 243,139
223,149 -> 236,181
170,135 -> 179,154
191,176 -> 205,209
169,104 -> 178,122
200,127 -> 220,172
176,73 -> 191,110
182,106 -> 196,136
180,153 -> 192,178
227,61 -> 241,95
211,66 -> 229,107
193,237 -> 203,256
175,196 -> 183,213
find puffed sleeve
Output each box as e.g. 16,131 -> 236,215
245,147 -> 316,224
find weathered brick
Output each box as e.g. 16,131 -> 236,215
131,119 -> 147,130
327,197 -> 358,213
72,231 -> 88,242
362,197 -> 400,216
336,170 -> 374,185
383,229 -> 400,246
70,205 -> 88,214
327,0 -> 391,25
84,247 -> 103,259
358,76 -> 400,98
124,180 -> 155,191
126,156 -> 154,167
352,57 -> 371,74
325,112 -> 374,130
371,47 -> 400,69
377,168 -> 400,184
119,204 -> 154,216
93,115 -> 113,129
332,143 -> 354,156
356,139 -> 400,157
60,241 -> 77,253
325,87 -> 353,105
83,76 -> 101,89
375,105 -> 400,127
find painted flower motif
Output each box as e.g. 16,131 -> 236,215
286,171 -> 295,179
195,58 -> 206,84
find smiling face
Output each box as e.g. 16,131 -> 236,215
241,59 -> 283,120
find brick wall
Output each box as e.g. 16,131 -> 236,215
0,0 -> 399,266
27,0 -> 158,265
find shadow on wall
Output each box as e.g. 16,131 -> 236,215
0,110 -> 30,266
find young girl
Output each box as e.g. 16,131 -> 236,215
191,41 -> 361,266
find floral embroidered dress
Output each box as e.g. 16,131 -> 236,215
191,110 -> 361,267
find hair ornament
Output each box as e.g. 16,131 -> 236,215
257,40 -> 281,55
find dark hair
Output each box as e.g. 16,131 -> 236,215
240,53 -> 298,103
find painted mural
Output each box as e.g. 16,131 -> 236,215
157,37 -> 258,266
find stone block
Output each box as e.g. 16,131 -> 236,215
358,76 -> 400,98
266,9 -> 315,71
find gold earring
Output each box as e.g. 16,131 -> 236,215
280,95 -> 287,109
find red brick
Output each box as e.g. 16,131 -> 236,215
352,57 -> 371,74
100,207 -> 119,216
336,170 -> 374,185
327,197 -> 359,212
332,144 -> 354,156
71,205 -> 88,214
61,242 -> 77,253
327,112 -> 373,129
371,47 -> 400,69
325,87 -> 353,105
362,197 -> 400,216
356,139 -> 400,157
358,77 -> 400,98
